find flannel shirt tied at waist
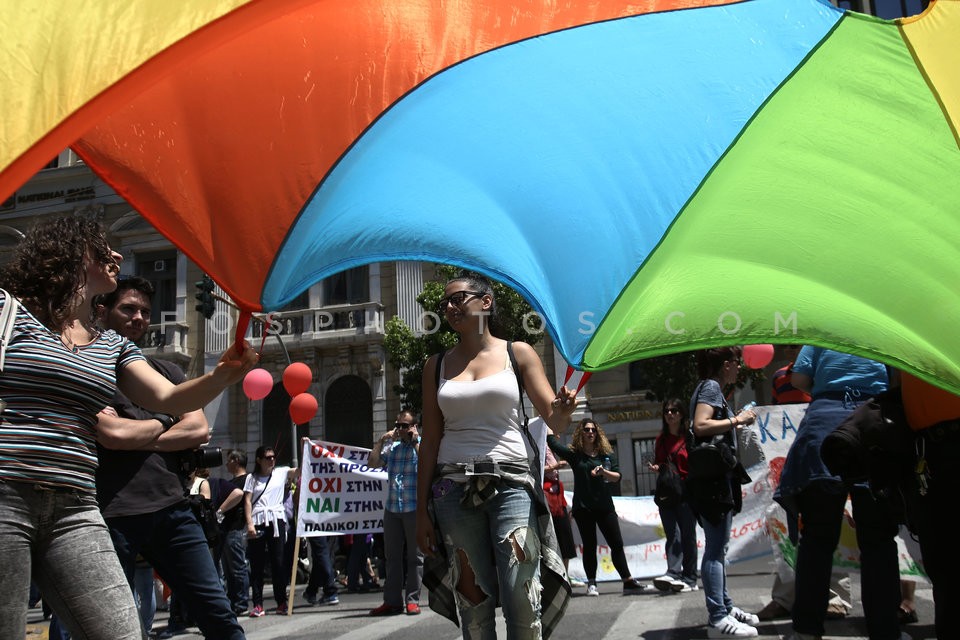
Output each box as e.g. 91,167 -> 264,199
422,460 -> 571,638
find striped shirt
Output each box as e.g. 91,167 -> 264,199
379,437 -> 419,513
0,291 -> 144,492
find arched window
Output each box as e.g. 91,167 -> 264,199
324,375 -> 373,448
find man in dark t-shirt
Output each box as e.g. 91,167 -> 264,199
216,450 -> 250,614
94,277 -> 245,640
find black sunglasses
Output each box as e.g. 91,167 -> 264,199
395,422 -> 416,429
664,408 -> 681,414
262,455 -> 276,460
437,290 -> 484,313
582,427 -> 597,433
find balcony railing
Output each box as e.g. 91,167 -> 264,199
251,302 -> 385,340
140,322 -> 190,355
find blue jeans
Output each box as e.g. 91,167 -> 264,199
700,509 -> 734,625
383,510 -> 423,606
106,502 -> 244,639
659,500 -> 698,586
433,480 -> 541,640
305,535 -> 338,597
0,480 -> 143,640
134,563 -> 156,632
218,528 -> 249,612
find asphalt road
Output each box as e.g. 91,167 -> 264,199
27,557 -> 935,639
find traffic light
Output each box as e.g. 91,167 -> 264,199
194,275 -> 216,319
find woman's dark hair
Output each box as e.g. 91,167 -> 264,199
254,446 -> 275,475
660,398 -> 689,436
447,271 -> 498,332
696,346 -> 742,380
1,216 -> 114,330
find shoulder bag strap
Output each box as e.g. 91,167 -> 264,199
251,471 -> 272,508
0,288 -> 20,372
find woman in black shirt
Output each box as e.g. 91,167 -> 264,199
547,418 -> 652,596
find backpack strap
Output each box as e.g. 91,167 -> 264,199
433,348 -> 447,391
0,288 -> 19,372
505,341 -> 529,426
507,341 -> 541,484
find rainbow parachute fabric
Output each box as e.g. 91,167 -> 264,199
1,0 -> 959,391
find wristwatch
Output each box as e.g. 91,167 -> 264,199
153,413 -> 176,432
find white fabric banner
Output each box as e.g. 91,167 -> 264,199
295,439 -> 388,537
566,404 -> 926,582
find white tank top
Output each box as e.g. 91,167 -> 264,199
436,351 -> 529,464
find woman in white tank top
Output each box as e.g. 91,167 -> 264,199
416,273 -> 577,639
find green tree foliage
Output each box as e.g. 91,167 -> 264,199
383,265 -> 542,413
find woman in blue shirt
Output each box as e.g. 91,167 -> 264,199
775,347 -> 901,640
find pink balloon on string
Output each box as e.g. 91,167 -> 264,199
289,393 -> 318,424
283,362 -> 313,396
742,344 -> 775,369
242,368 -> 274,401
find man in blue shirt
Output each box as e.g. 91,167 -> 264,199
367,411 -> 423,616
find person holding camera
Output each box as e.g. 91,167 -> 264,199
94,275 -> 247,640
367,410 -> 424,616
244,445 -> 299,617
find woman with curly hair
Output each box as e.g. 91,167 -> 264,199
547,418 -> 652,597
0,216 -> 257,639
649,398 -> 699,593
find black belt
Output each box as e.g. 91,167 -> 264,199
467,461 -> 529,475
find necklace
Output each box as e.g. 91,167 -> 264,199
60,321 -> 99,353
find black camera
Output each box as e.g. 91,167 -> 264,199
179,447 -> 224,474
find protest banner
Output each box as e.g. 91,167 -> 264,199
296,439 -> 388,537
566,404 -> 925,582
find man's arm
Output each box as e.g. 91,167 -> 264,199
367,430 -> 396,468
95,408 -> 210,452
217,487 -> 244,520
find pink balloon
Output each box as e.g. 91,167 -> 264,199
743,344 -> 775,369
283,362 -> 313,396
289,393 -> 318,424
242,368 -> 274,401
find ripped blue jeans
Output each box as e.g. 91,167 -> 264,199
432,478 -> 541,640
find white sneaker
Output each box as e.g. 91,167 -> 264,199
586,584 -> 599,597
676,583 -> 698,593
730,606 -> 760,626
707,615 -> 758,638
653,575 -> 675,592
568,577 -> 587,588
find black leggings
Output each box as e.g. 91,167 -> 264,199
247,521 -> 288,606
572,509 -> 630,583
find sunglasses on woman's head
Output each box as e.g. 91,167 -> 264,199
437,290 -> 484,313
